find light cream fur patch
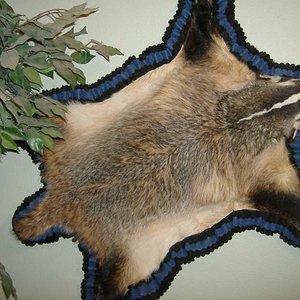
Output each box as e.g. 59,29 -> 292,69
125,200 -> 253,287
66,52 -> 185,137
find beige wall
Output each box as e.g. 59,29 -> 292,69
1,1 -> 300,299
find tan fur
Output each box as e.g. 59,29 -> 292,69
199,34 -> 256,91
13,1 -> 300,298
251,141 -> 300,195
66,53 -> 186,139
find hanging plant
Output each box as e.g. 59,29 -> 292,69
0,262 -> 17,300
0,1 -> 123,299
0,0 -> 123,156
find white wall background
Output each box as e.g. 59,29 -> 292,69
1,1 -> 300,299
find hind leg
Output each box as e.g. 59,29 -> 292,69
95,253 -> 129,300
122,201 -> 255,293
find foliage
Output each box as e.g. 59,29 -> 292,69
0,1 -> 123,298
0,0 -> 123,155
0,262 -> 17,299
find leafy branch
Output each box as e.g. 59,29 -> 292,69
0,262 -> 17,300
0,0 -> 123,156
0,1 -> 123,297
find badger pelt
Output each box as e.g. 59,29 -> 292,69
13,0 -> 300,298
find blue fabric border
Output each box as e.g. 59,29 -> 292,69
126,210 -> 300,300
215,0 -> 300,78
12,0 -> 300,299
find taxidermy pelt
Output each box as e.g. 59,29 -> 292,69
13,0 -> 300,298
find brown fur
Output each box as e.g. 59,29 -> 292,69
13,0 -> 300,298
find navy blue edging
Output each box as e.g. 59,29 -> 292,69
215,0 -> 300,78
125,210 -> 300,300
79,244 -> 100,300
12,0 -> 300,299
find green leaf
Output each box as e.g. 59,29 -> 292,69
74,26 -> 88,37
0,48 -> 20,70
76,74 -> 85,85
52,59 -> 76,88
41,126 -> 63,139
69,3 -> 98,17
33,97 -> 66,120
15,43 -> 31,58
24,52 -> 51,70
23,67 -> 42,87
3,127 -> 25,141
25,127 -> 45,154
61,60 -> 85,80
26,136 -> 43,154
71,50 -> 95,64
0,12 -> 20,31
5,81 -> 30,97
36,65 -> 55,74
19,22 -> 55,42
0,102 -> 13,127
0,131 -> 18,151
7,34 -> 30,49
50,52 -> 72,62
13,96 -> 36,117
18,115 -> 56,128
41,96 -> 67,111
46,38 -> 67,52
3,101 -> 21,120
34,98 -> 54,117
39,132 -> 54,151
0,262 -> 17,299
44,17 -> 76,36
51,106 -> 66,118
8,65 -> 31,91
69,2 -> 87,13
64,37 -> 84,52
90,40 -> 123,61
0,30 -> 5,48
52,59 -> 82,89
0,143 -> 7,155
29,44 -> 50,54
40,70 -> 54,79
0,1 -> 15,13
18,23 -> 45,43
0,27 -> 12,38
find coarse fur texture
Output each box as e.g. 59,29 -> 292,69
13,0 -> 300,298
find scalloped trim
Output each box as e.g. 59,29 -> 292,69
215,0 -> 300,77
125,210 -> 300,300
12,0 -> 300,299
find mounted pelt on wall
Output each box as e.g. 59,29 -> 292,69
12,0 -> 300,299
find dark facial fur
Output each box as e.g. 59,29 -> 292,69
13,0 -> 300,298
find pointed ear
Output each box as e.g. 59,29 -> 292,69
184,0 -> 214,61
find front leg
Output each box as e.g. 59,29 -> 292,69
251,190 -> 300,231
